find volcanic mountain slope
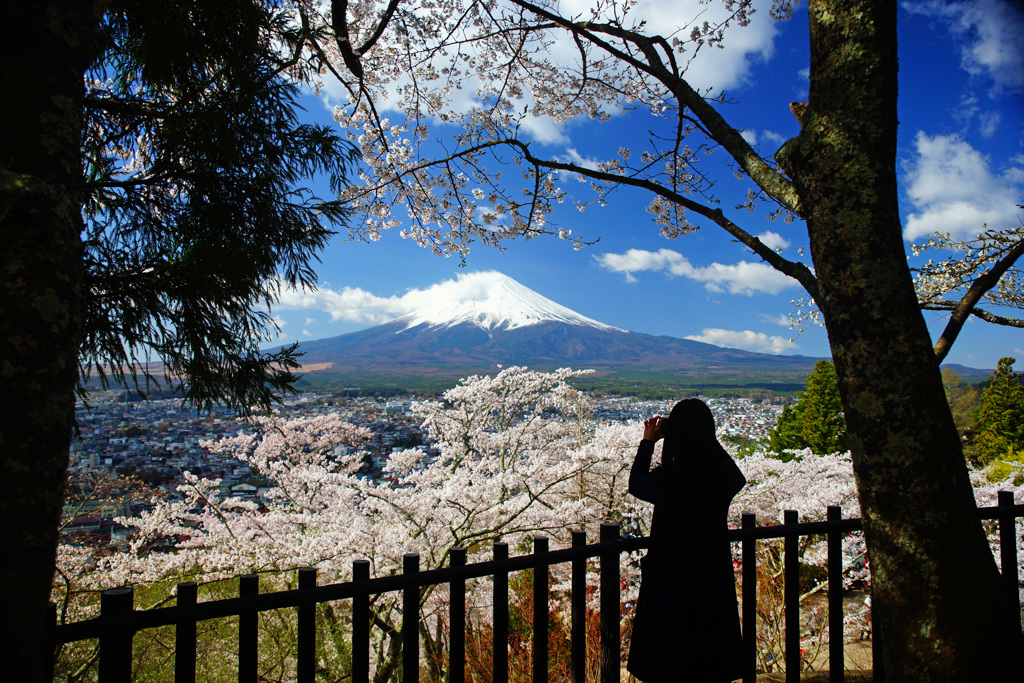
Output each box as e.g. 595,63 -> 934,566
294,272 -> 822,384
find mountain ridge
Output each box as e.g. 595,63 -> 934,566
291,271 -> 828,390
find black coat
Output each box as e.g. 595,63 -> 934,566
626,439 -> 746,683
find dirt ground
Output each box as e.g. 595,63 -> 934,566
757,673 -> 873,682
619,611 -> 876,682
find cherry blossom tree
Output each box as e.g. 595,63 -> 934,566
276,0 -> 1024,675
56,367 -> 617,680
54,375 -> 1023,679
54,414 -> 376,680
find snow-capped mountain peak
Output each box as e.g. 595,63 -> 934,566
394,271 -> 622,332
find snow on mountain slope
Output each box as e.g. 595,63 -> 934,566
394,271 -> 624,332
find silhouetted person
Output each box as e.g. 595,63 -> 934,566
627,398 -> 746,683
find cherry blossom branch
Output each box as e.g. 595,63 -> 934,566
504,0 -> 802,213
915,219 -> 1024,362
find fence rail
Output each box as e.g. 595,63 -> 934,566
50,493 -> 1023,683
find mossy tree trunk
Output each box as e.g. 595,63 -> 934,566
777,0 -> 1020,678
0,1 -> 97,680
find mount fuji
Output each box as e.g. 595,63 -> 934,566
293,272 -> 822,388
393,272 -> 623,334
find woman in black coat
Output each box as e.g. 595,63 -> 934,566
627,398 -> 747,683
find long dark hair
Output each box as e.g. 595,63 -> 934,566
661,398 -> 728,473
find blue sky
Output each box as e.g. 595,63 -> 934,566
269,0 -> 1024,371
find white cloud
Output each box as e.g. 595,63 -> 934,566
760,313 -> 791,327
903,132 -> 1023,239
954,95 -> 1002,138
595,248 -> 799,295
276,271 -> 546,325
757,230 -> 791,251
906,0 -> 1024,89
518,115 -> 571,145
561,148 -> 602,172
270,315 -> 288,341
304,317 -> 316,326
741,130 -> 787,150
686,261 -> 798,295
595,248 -> 683,274
275,282 -> 409,324
978,111 -> 1002,138
302,329 -> 313,337
685,328 -> 799,354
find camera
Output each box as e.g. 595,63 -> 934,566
659,418 -> 669,434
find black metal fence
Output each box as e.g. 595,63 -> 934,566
49,492 -> 1023,683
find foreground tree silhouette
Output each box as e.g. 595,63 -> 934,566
301,0 -> 1021,677
0,1 -> 355,678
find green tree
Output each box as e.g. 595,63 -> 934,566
974,357 -> 1024,466
767,401 -> 808,457
0,1 -> 355,677
769,361 -> 845,457
799,360 -> 847,455
80,1 -> 357,409
941,367 -> 981,455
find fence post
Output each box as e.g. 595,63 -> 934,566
784,509 -> 800,683
98,586 -> 134,683
533,536 -> 549,683
403,553 -> 420,683
599,522 -> 620,683
570,530 -> 586,683
999,490 -> 1021,632
175,581 -> 198,683
493,542 -> 509,683
297,567 -> 317,683
352,560 -> 370,683
449,547 -> 466,683
826,506 -> 844,683
238,574 -> 258,683
741,512 -> 756,683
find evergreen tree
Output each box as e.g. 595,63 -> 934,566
79,0 -> 358,410
767,401 -> 808,458
0,1 -> 356,676
974,357 -> 1024,465
769,360 -> 846,457
800,360 -> 847,455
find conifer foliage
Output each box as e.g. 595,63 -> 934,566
769,360 -> 846,457
0,1 -> 357,677
79,0 -> 359,411
974,357 -> 1024,465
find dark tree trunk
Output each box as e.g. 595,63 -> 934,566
0,1 -> 96,680
778,0 -> 1020,678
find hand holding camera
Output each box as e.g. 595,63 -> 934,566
643,416 -> 668,441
